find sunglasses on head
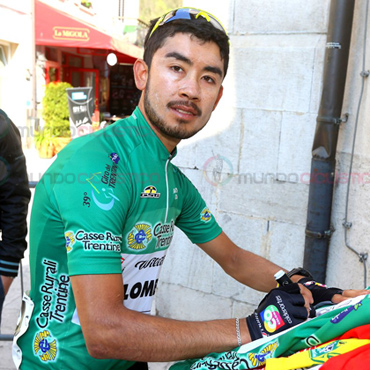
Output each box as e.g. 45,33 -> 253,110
148,7 -> 228,40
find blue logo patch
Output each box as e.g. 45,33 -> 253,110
109,152 -> 120,164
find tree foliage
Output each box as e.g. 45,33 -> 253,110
139,0 -> 182,24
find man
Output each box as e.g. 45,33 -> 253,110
14,7 -> 366,370
0,109 -> 30,327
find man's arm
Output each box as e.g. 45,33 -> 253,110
197,231 -> 368,304
71,273 -> 251,361
197,231 -> 285,292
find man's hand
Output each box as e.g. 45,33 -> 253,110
334,289 -> 369,303
297,277 -> 369,307
246,284 -> 312,341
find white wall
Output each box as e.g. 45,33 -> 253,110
0,0 -> 33,129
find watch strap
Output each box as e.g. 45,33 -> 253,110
287,267 -> 314,280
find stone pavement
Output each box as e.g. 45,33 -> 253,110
0,262 -> 30,370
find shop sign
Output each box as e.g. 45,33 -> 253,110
53,27 -> 90,42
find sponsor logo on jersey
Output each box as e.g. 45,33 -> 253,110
86,172 -> 120,211
153,220 -> 174,249
200,207 -> 212,223
91,187 -> 120,211
75,230 -> 122,252
34,330 -> 58,363
331,301 -> 363,324
101,162 -> 118,188
124,279 -> 158,301
248,341 -> 278,367
311,340 -> 342,359
141,185 -> 161,198
173,187 -> 178,200
134,256 -> 166,270
260,305 -> 285,333
127,224 -> 152,250
109,152 -> 120,164
37,259 -> 70,329
64,231 -> 75,253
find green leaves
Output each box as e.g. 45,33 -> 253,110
42,82 -> 72,137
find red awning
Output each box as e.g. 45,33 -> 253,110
35,0 -> 143,64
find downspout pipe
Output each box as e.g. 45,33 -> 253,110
303,0 -> 355,283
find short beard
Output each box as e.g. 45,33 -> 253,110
143,79 -> 204,140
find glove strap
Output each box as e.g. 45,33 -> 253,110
246,312 -> 266,341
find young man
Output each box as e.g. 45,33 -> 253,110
14,8 -> 366,370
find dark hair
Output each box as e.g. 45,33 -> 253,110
143,17 -> 230,78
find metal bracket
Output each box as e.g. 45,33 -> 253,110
317,113 -> 348,126
359,253 -> 368,263
305,227 -> 334,239
343,221 -> 352,229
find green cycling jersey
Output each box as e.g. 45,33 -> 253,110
14,107 -> 222,369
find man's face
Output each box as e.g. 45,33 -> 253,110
138,33 -> 224,144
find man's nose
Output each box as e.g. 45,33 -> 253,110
178,76 -> 200,100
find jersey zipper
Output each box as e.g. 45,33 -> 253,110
164,155 -> 171,223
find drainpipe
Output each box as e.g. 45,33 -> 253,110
303,0 -> 355,283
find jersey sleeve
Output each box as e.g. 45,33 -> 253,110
47,137 -> 132,276
175,170 -> 222,244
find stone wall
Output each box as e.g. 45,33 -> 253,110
155,0 -> 337,320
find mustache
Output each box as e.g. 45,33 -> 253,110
167,101 -> 202,116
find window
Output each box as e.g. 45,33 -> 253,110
0,45 -> 8,67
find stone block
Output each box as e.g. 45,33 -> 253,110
219,177 -> 309,225
156,282 -> 233,320
234,0 -> 329,34
217,212 -> 265,255
173,108 -> 243,184
233,297 -> 263,318
232,38 -> 318,112
268,221 -> 306,268
277,112 -> 317,180
238,109 -> 282,176
176,167 -> 220,216
160,230 -> 214,294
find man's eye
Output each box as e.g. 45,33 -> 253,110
171,66 -> 183,72
203,76 -> 215,84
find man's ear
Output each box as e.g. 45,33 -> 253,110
212,85 -> 224,111
133,59 -> 148,91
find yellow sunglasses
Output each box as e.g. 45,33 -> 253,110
148,7 -> 228,40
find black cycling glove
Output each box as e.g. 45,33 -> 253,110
298,278 -> 343,308
246,284 -> 311,341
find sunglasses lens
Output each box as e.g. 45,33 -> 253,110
149,8 -> 227,39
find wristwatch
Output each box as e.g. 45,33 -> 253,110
287,267 -> 314,280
